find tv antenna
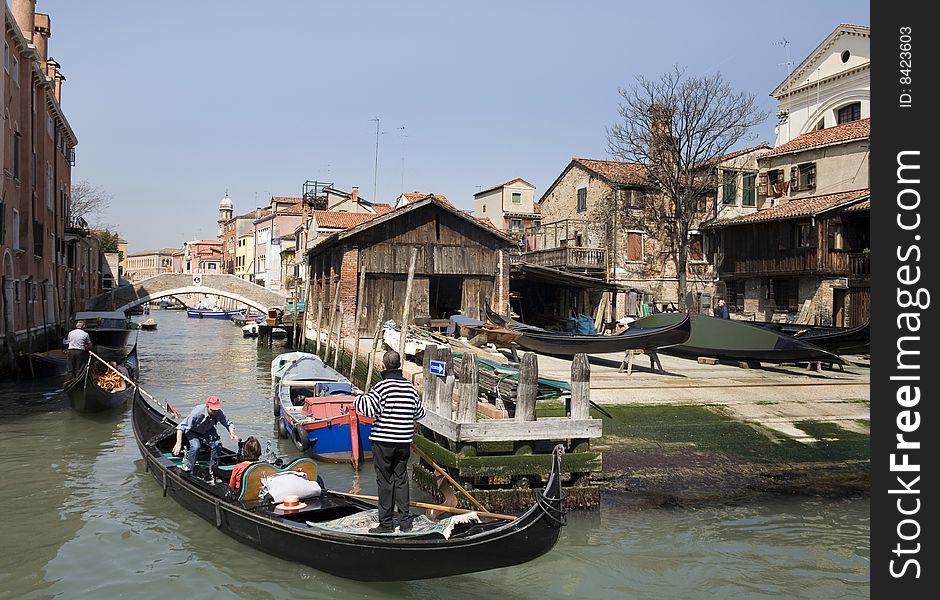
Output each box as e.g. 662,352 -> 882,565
369,117 -> 384,203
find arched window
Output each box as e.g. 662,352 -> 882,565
837,103 -> 861,124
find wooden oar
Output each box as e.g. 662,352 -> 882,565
327,490 -> 517,521
411,444 -> 489,514
88,350 -> 181,417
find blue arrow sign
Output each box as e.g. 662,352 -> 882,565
429,360 -> 446,377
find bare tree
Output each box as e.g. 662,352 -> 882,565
70,179 -> 112,225
606,67 -> 767,302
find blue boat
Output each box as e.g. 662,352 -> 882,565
271,352 -> 373,467
186,307 -> 244,319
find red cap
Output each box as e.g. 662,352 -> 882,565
206,396 -> 221,410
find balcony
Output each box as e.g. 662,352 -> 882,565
518,246 -> 607,273
848,252 -> 870,280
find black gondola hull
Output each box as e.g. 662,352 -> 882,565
131,389 -> 565,581
748,320 -> 870,355
514,314 -> 692,355
65,344 -> 139,413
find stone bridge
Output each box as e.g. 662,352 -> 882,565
85,273 -> 289,313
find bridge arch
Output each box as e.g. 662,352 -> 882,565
86,273 -> 289,314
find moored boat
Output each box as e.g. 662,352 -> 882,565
64,343 -> 139,412
131,385 -> 566,581
140,318 -> 158,331
74,310 -> 132,354
272,352 -> 373,466
632,313 -> 843,364
19,349 -> 68,378
187,307 -> 244,319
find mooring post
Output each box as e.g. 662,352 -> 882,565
349,266 -> 366,380
399,246 -> 419,360
456,352 -> 479,423
422,343 -> 440,415
332,304 -> 344,370
515,352 -> 538,421
571,353 -> 591,420
364,303 -> 385,392
325,278 -> 341,363
315,299 -> 323,356
435,347 -> 455,419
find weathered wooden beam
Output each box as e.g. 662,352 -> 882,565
314,299 -> 323,355
514,352 -> 538,421
570,353 -> 590,420
332,304 -> 344,370
435,346 -> 454,419
422,343 -> 440,415
419,410 -> 602,441
324,276 -> 341,363
414,434 -> 602,476
399,246 -> 419,359
349,266 -> 366,379
364,303 -> 385,392
455,352 -> 478,423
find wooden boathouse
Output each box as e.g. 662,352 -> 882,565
304,195 -> 515,337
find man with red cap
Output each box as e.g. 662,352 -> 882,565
172,395 -> 237,482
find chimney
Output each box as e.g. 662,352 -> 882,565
52,63 -> 65,104
12,0 -> 36,40
350,186 -> 359,204
648,103 -> 676,165
32,13 -> 51,63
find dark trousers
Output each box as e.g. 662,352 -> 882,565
372,441 -> 412,527
67,349 -> 89,377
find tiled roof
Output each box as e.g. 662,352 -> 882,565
845,199 -> 870,212
313,210 -> 383,230
701,144 -> 772,168
703,189 -> 869,228
271,196 -> 303,204
277,205 -> 305,215
127,248 -> 178,257
573,158 -> 648,186
763,119 -> 870,157
400,192 -> 455,209
372,204 -> 393,215
474,178 -> 535,196
233,209 -> 260,220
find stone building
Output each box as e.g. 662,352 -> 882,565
2,1 -> 79,361
126,248 -> 176,282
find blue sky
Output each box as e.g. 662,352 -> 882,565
42,0 -> 870,251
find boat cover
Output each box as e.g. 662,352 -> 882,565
309,509 -> 480,539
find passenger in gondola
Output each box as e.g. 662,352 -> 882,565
354,350 -> 426,534
172,395 -> 238,482
66,320 -> 93,378
229,436 -> 262,492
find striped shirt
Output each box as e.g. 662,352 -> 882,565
354,369 -> 426,444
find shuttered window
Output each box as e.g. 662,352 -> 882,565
576,188 -> 587,212
626,232 -> 643,261
722,171 -> 737,205
742,173 -> 756,206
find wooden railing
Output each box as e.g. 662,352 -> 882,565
849,252 -> 870,278
520,247 -> 607,271
719,247 -> 852,276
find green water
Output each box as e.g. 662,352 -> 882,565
0,310 -> 869,598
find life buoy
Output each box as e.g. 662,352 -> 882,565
292,423 -> 310,452
273,395 -> 280,417
277,416 -> 288,439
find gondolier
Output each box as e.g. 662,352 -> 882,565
66,321 -> 93,377
172,395 -> 237,481
354,350 -> 426,534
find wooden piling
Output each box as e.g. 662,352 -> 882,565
332,304 -> 344,370
349,266 -> 366,380
571,353 -> 590,420
315,299 -> 323,355
422,343 -> 440,415
435,347 -> 454,419
514,352 -> 538,421
324,277 -> 341,363
456,352 -> 479,423
365,303 -> 385,391
399,246 -> 419,359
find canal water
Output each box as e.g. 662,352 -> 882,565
0,310 -> 869,599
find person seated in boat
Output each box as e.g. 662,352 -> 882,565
110,360 -> 130,379
228,436 -> 262,492
354,350 -> 426,534
172,395 -> 238,481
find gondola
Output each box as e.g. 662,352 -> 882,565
73,310 -> 132,355
186,307 -> 244,319
19,349 -> 68,378
747,319 -> 870,355
483,303 -> 692,355
272,352 -> 374,466
64,343 -> 139,413
131,388 -> 567,581
633,313 -> 843,364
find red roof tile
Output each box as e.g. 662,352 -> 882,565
573,158 -> 648,186
313,210 -> 382,230
703,189 -> 869,228
372,204 -> 393,215
399,192 -> 455,209
763,119 -> 870,157
271,196 -> 303,204
474,178 -> 535,196
845,199 -> 870,212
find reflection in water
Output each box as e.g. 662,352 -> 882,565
0,311 -> 869,599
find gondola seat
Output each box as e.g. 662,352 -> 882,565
237,458 -> 319,503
